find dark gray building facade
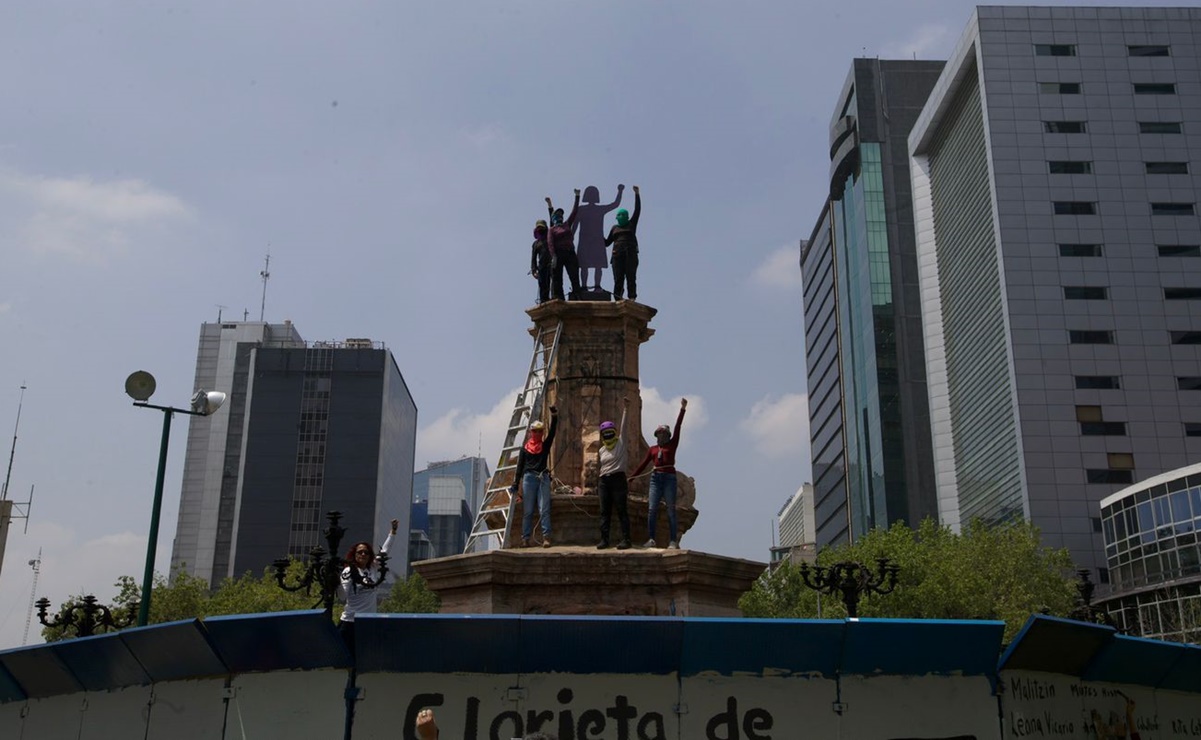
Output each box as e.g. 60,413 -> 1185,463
909,6 -> 1201,575
171,324 -> 417,587
802,59 -> 944,546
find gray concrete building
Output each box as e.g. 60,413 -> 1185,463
171,322 -> 417,586
802,59 -> 944,546
909,6 -> 1201,576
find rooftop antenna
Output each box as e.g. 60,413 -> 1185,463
3,383 -> 27,502
259,253 -> 271,322
243,308 -> 250,321
216,304 -> 228,323
22,548 -> 40,645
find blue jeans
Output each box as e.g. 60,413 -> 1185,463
522,470 -> 552,538
647,471 -> 678,543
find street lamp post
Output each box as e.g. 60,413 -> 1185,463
126,371 -> 225,627
272,510 -> 389,615
35,594 -> 138,638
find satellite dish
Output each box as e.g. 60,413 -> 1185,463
125,371 -> 157,402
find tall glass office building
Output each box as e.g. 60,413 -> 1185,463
909,6 -> 1201,575
802,59 -> 943,545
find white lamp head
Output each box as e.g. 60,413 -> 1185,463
190,390 -> 227,415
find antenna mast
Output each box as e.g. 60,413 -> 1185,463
259,253 -> 271,322
22,549 -> 40,645
3,383 -> 27,502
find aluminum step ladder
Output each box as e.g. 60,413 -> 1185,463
464,321 -> 562,552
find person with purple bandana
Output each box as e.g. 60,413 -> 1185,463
596,397 -> 633,550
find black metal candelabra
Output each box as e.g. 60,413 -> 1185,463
35,594 -> 139,638
798,558 -> 900,618
272,510 -> 389,615
1067,569 -> 1119,630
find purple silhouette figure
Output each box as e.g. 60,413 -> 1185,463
575,184 -> 624,291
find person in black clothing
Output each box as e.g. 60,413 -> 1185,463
546,191 -> 581,300
604,185 -> 641,301
531,219 -> 552,304
509,406 -> 558,547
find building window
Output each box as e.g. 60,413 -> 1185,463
1088,469 -> 1134,484
1082,422 -> 1127,436
1055,201 -> 1097,215
1064,286 -> 1108,300
1134,83 -> 1177,95
1166,288 -> 1201,300
1045,120 -> 1087,134
1171,331 -> 1201,345
1178,377 -> 1201,391
1158,245 -> 1201,257
1108,453 -> 1135,469
1185,423 -> 1201,437
1035,44 -> 1077,56
1070,330 -> 1114,344
1129,45 -> 1170,57
1097,567 -> 1110,584
1075,375 -> 1120,389
1059,243 -> 1103,257
1049,161 -> 1092,174
1146,162 -> 1189,175
1139,121 -> 1182,134
1152,203 -> 1195,216
1039,82 -> 1081,94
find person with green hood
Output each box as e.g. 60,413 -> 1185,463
596,397 -> 632,550
604,185 -> 641,301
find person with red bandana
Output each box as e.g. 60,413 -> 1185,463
510,406 -> 559,547
631,398 -> 687,549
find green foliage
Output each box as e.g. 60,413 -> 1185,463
739,518 -> 1079,641
377,573 -> 440,614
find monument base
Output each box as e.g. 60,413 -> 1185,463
413,547 -> 766,617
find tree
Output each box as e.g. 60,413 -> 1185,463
739,518 -> 1079,641
377,573 -> 440,614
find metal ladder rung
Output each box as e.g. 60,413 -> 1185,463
465,320 -> 561,553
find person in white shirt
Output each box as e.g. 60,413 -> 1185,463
596,397 -> 632,550
338,518 -> 397,652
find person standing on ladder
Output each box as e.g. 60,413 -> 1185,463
510,406 -> 559,547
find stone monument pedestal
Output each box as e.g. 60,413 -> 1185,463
416,298 -> 767,617
413,547 -> 766,617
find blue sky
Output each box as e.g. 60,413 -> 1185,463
0,1 -> 1168,647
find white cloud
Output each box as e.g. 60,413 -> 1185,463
460,123 -> 508,149
879,23 -> 954,60
0,520 -> 149,649
0,168 -> 192,260
415,387 -> 523,469
750,245 -> 802,290
738,393 -> 809,459
637,386 -> 706,445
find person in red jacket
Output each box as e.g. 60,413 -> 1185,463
631,398 -> 687,549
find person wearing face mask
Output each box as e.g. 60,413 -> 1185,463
631,398 -> 687,549
604,185 -> 641,301
531,219 -> 552,304
546,191 -> 581,301
596,397 -> 633,550
509,406 -> 559,547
